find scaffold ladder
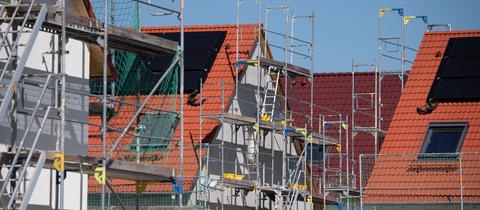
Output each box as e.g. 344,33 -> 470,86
284,145 -> 307,209
260,66 -> 281,121
0,73 -> 56,210
0,1 -> 47,125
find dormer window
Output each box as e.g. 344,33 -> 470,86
419,122 -> 468,159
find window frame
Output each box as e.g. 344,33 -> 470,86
131,112 -> 179,153
418,122 -> 468,160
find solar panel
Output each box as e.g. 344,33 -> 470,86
146,31 -> 227,93
427,37 -> 480,102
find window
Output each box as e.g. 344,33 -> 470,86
306,144 -> 324,164
419,122 -> 468,159
427,37 -> 480,102
130,112 -> 178,153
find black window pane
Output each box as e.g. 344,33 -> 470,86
306,145 -> 323,164
425,130 -> 462,153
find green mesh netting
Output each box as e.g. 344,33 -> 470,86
89,0 -> 180,97
88,1 -> 181,208
90,0 -> 140,96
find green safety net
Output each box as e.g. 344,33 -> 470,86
89,0 -> 180,97
88,1 -> 181,209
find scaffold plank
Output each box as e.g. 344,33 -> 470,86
202,113 -> 339,146
237,57 -> 311,77
0,151 -> 176,182
36,7 -> 178,55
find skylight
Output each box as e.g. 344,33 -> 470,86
419,122 -> 467,159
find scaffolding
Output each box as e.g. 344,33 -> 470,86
351,7 -> 429,176
0,1 -> 462,209
193,1 -> 357,209
350,7 -> 432,210
0,0 -> 184,209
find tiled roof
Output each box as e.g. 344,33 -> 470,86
88,24 -> 258,193
285,72 -> 402,194
364,30 -> 480,204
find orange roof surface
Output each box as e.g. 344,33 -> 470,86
364,30 -> 480,205
285,72 -> 402,194
88,24 -> 258,193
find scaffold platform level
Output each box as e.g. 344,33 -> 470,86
0,151 -> 176,182
202,113 -> 339,146
3,4 -> 178,55
352,127 -> 387,138
222,178 -> 256,191
239,57 -> 311,77
222,178 -> 338,205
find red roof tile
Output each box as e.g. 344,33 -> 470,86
88,24 -> 258,193
364,30 -> 480,204
286,72 -> 402,194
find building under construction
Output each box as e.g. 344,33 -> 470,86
0,0 -> 479,210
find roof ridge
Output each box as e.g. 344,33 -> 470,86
424,29 -> 480,36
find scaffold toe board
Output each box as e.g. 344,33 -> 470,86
222,178 -> 256,191
50,153 -> 176,181
38,8 -> 178,55
0,151 -> 176,182
238,57 -> 311,77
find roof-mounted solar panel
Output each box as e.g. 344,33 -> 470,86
146,31 -> 227,93
427,37 -> 480,102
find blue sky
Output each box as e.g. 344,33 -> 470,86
140,0 -> 480,73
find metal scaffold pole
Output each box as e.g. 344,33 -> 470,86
59,0 -> 67,209
256,1 -> 262,209
179,0 -> 185,208
235,0 -> 241,103
102,0 -> 109,209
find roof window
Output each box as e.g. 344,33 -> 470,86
419,122 -> 467,159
